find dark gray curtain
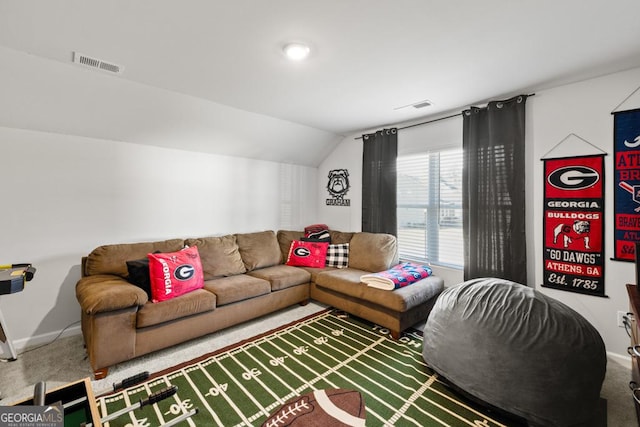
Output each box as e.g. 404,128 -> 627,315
462,95 -> 527,283
362,128 -> 397,235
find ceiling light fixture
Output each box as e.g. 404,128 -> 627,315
283,43 -> 310,61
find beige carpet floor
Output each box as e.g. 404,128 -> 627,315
0,302 -> 636,426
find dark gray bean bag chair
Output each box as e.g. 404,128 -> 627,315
422,278 -> 606,427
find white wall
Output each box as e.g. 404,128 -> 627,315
530,67 -> 640,359
319,66 -> 640,358
0,46 -> 340,168
0,126 -> 318,350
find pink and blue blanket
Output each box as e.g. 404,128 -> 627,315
360,262 -> 432,290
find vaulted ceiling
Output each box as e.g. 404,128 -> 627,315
1,1 -> 640,166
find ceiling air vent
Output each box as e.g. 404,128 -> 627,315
394,99 -> 433,111
73,52 -> 123,75
412,100 -> 432,109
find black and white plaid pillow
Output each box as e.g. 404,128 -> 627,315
325,243 -> 349,268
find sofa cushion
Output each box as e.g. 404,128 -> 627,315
136,288 -> 216,328
277,230 -> 305,262
76,275 -> 149,314
299,266 -> 335,283
329,230 -> 354,245
185,235 -> 246,279
85,239 -> 184,277
236,230 -> 282,271
247,265 -> 311,291
314,268 -> 443,313
348,233 -> 397,272
204,275 -> 271,306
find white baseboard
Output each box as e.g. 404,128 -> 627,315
11,324 -> 82,353
607,350 -> 631,368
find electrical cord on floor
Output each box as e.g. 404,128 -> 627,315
17,320 -> 81,356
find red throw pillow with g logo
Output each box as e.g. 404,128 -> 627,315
286,240 -> 329,268
148,246 -> 204,302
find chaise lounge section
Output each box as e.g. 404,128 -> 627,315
76,229 -> 444,378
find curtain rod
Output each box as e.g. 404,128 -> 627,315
354,93 -> 535,140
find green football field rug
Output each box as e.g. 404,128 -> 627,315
95,310 -> 525,426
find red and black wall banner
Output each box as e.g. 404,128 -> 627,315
542,155 -> 605,297
614,108 -> 640,261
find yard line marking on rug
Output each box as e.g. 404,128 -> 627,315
161,375 -> 202,427
294,319 -> 444,425
274,329 -> 393,425
121,385 -> 138,426
322,315 -> 426,364
178,367 -> 230,426
322,315 -> 508,425
223,351 -> 275,417
230,320 -> 347,425
319,313 -> 511,427
143,378 -> 174,427
233,339 -> 329,426
390,373 -> 490,427
207,340 -> 284,421
249,332 -> 333,406
220,329 -> 336,426
387,374 -> 450,427
227,346 -> 294,416
277,323 -> 425,425
269,312 -> 429,425
294,313 -> 428,421
321,315 -> 430,372
427,384 -> 510,427
232,331 -> 333,414
256,327 -> 344,389
305,318 -> 431,388
238,341 -> 299,407
197,360 -> 256,425
254,326 -> 384,421
188,362 -> 244,425
300,323 -> 427,393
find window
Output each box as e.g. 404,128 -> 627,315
397,148 -> 463,268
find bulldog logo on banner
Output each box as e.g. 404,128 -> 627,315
542,155 -> 605,297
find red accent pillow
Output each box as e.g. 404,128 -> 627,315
148,246 -> 204,303
286,240 -> 329,268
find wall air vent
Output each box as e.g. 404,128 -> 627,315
73,52 -> 123,75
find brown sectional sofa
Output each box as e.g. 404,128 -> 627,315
76,229 -> 444,379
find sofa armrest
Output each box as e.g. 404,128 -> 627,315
76,275 -> 148,315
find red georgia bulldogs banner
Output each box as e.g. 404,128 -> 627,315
542,155 -> 605,297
